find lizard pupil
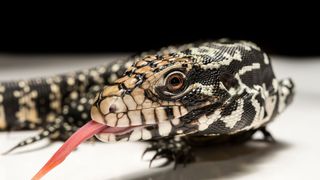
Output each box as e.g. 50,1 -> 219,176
170,77 -> 181,86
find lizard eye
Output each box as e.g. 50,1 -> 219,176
165,71 -> 186,93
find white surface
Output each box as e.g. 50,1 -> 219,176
0,55 -> 319,180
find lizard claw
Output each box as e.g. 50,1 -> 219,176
149,149 -> 174,168
141,146 -> 158,160
260,127 -> 276,143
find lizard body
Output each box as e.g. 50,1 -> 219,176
1,40 -> 294,167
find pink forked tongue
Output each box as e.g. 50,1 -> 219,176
32,120 -> 106,180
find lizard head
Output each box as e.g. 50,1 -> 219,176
91,47 -> 237,142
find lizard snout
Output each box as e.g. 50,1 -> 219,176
91,95 -> 128,127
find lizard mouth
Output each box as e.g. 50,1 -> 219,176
99,125 -> 140,134
96,124 -> 147,142
90,104 -> 147,140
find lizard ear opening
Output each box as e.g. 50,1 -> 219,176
219,72 -> 239,90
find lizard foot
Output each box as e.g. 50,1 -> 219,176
142,137 -> 195,168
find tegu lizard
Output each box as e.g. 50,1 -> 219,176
0,40 -> 294,179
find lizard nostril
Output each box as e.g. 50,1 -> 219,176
109,104 -> 117,113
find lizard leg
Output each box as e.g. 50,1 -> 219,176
2,120 -> 61,155
2,115 -> 86,154
142,136 -> 195,168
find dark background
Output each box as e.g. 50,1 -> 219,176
0,7 -> 318,56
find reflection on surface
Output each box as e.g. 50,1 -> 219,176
121,140 -> 289,180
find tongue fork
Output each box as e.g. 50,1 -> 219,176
32,120 -> 106,180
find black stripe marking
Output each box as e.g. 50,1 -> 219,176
232,94 -> 256,131
204,120 -> 231,134
154,108 -> 159,123
220,100 -> 238,117
164,107 -> 174,120
140,110 -> 146,125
